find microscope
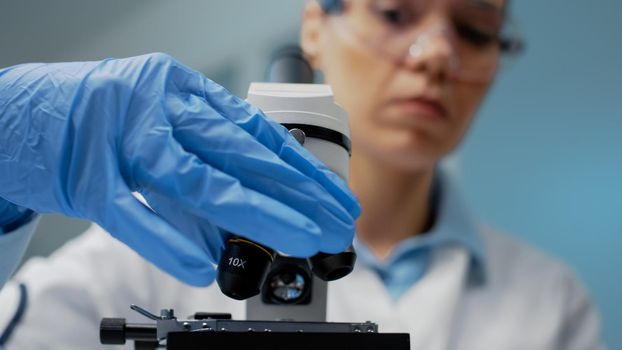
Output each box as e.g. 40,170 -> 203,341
99,47 -> 410,350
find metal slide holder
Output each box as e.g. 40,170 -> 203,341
100,305 -> 409,349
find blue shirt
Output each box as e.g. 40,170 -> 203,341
354,172 -> 487,300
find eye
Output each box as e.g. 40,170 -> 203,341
370,4 -> 414,28
455,21 -> 498,47
381,8 -> 408,26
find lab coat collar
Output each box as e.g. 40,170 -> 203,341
429,170 -> 487,284
354,169 -> 488,285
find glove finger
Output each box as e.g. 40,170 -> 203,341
99,181 -> 217,287
167,66 -> 360,219
161,97 -> 354,252
129,130 -> 324,256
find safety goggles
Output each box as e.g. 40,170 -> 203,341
319,0 -> 524,83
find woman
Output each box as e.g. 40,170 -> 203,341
0,0 -> 602,349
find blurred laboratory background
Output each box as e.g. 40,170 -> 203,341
1,0 -> 620,347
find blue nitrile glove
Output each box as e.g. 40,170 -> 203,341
0,53 -> 361,286
0,198 -> 35,234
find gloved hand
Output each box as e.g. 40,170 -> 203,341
0,53 -> 360,286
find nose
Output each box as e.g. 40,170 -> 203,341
402,22 -> 458,82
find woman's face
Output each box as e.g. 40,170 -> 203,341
301,0 -> 506,171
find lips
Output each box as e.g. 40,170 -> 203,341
389,97 -> 448,120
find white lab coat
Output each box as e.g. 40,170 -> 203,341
0,218 -> 39,289
0,222 -> 602,350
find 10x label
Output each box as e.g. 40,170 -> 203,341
228,257 -> 246,269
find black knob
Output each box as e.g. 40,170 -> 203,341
100,318 -> 126,345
